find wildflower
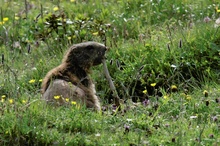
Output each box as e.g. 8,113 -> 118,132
150,83 -> 156,87
22,100 -> 27,104
186,95 -> 191,100
216,6 -> 220,13
180,93 -> 186,97
142,99 -> 149,106
3,17 -> 9,22
163,95 -> 169,99
171,85 -> 178,92
9,99 -> 14,104
67,36 -> 71,40
124,124 -> 130,133
203,16 -> 211,23
29,79 -> 35,83
15,16 -> 19,20
65,98 -> 69,102
1,95 -> 6,99
142,89 -> 147,94
92,32 -> 99,36
203,90 -> 208,97
53,7 -> 59,11
1,99 -> 5,102
70,0 -> 75,2
39,79 -> 43,82
0,21 -> 4,25
71,101 -> 77,105
54,95 -> 60,100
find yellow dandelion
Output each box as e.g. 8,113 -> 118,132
22,100 -> 27,104
67,36 -> 71,40
216,7 -> 220,13
142,89 -> 147,94
163,95 -> 169,99
39,79 -> 43,82
29,79 -> 35,84
203,90 -> 208,97
1,98 -> 5,103
71,101 -> 77,105
54,95 -> 60,100
70,0 -> 75,2
1,95 -> 6,99
0,21 -> 4,25
171,85 -> 177,90
53,7 -> 59,11
171,85 -> 178,92
186,95 -> 191,100
180,93 -> 186,97
15,16 -> 19,20
92,32 -> 99,36
3,17 -> 9,22
9,99 -> 14,104
150,83 -> 156,87
65,98 -> 69,102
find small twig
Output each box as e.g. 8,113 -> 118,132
102,59 -> 120,108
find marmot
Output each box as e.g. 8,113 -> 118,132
41,42 -> 107,110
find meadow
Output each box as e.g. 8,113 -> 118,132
0,0 -> 219,145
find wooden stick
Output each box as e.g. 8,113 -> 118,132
102,59 -> 120,108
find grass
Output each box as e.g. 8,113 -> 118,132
0,0 -> 220,145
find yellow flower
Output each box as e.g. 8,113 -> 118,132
0,21 -> 5,25
67,36 -> 71,40
171,85 -> 177,90
216,7 -> 220,13
15,16 -> 19,20
39,79 -> 43,82
70,0 -> 75,2
203,90 -> 208,97
3,17 -> 9,22
54,95 -> 60,100
71,101 -> 77,105
163,95 -> 168,99
29,79 -> 35,83
150,83 -> 156,87
171,85 -> 178,92
53,7 -> 59,11
9,99 -> 14,104
186,95 -> 191,100
1,99 -> 5,102
92,32 -> 99,36
142,89 -> 147,94
1,95 -> 6,99
22,100 -> 27,104
65,98 -> 69,102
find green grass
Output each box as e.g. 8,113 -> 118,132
0,0 -> 220,145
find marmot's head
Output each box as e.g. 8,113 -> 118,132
63,42 -> 107,71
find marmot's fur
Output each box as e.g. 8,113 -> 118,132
41,42 -> 107,110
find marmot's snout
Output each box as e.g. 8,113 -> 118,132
93,46 -> 107,66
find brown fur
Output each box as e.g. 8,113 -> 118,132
41,42 -> 107,110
